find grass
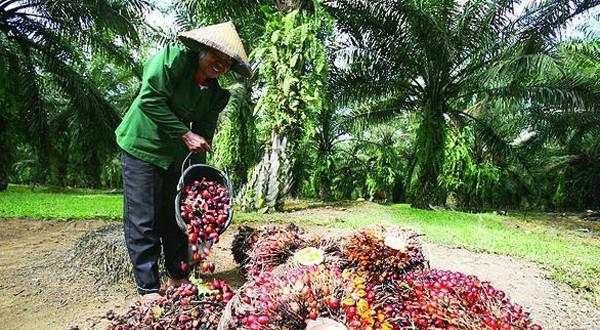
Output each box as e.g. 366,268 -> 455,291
1,184 -> 599,305
0,185 -> 122,219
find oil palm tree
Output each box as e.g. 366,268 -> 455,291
0,0 -> 147,184
180,0 -> 327,211
324,0 -> 600,208
522,39 -> 600,209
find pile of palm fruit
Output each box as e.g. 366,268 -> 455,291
108,224 -> 542,329
221,225 -> 541,330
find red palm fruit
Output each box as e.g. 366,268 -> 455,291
327,297 -> 340,309
200,262 -> 210,273
374,269 -> 541,330
180,262 -> 189,273
205,225 -> 214,234
257,315 -> 269,325
188,233 -> 198,244
223,291 -> 233,303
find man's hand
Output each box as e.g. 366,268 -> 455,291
181,131 -> 211,153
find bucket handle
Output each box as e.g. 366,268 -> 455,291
180,122 -> 201,175
177,152 -> 197,192
181,152 -> 194,176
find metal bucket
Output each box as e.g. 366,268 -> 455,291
174,153 -> 234,263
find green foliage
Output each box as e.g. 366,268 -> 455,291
409,104 -> 447,206
100,155 -> 124,189
552,135 -> 600,209
538,41 -> 600,210
0,71 -> 20,180
441,127 -> 502,209
1,0 -> 599,214
315,117 -> 414,202
237,5 -> 330,211
324,0 -> 600,208
0,0 -> 146,187
209,82 -> 258,188
253,8 -> 326,141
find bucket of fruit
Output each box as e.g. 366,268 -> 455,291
175,153 -> 233,269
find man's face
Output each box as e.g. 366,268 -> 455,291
199,50 -> 233,79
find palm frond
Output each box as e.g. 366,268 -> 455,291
12,45 -> 50,181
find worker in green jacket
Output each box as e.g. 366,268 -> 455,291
115,22 -> 251,304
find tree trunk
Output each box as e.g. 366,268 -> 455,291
22,52 -> 50,184
411,102 -> 446,209
318,172 -> 331,200
237,131 -> 293,212
233,82 -> 256,188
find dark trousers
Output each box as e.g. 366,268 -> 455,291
121,151 -> 189,294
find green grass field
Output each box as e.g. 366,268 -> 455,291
0,185 -> 122,219
1,184 -> 599,305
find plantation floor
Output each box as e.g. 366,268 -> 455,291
1,218 -> 599,329
3,186 -> 600,304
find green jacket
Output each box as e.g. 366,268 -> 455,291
115,42 -> 230,170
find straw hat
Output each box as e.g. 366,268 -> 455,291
178,21 -> 253,79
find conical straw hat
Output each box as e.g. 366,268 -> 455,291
178,21 -> 253,79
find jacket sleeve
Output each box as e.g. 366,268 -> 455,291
137,43 -> 191,139
191,89 -> 231,144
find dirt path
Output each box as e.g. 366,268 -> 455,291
0,220 -> 135,330
0,219 -> 599,329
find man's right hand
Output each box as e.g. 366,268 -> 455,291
181,131 -> 211,153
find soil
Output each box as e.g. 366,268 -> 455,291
1,219 -> 599,330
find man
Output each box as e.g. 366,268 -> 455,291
115,22 -> 251,304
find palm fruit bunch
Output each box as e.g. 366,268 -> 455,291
342,227 -> 427,283
179,178 -> 231,273
374,269 -> 543,330
281,234 -> 345,271
108,280 -> 233,330
221,264 -> 395,330
231,225 -> 301,270
243,224 -> 307,276
222,264 -> 351,330
233,225 -> 346,277
231,225 -> 259,268
304,234 -> 343,259
339,270 -> 393,330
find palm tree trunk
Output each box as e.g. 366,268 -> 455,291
238,131 -> 293,212
21,53 -> 50,184
0,110 -> 15,181
317,131 -> 333,200
235,82 -> 256,187
411,101 -> 446,209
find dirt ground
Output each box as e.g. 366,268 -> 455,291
1,219 -> 599,330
